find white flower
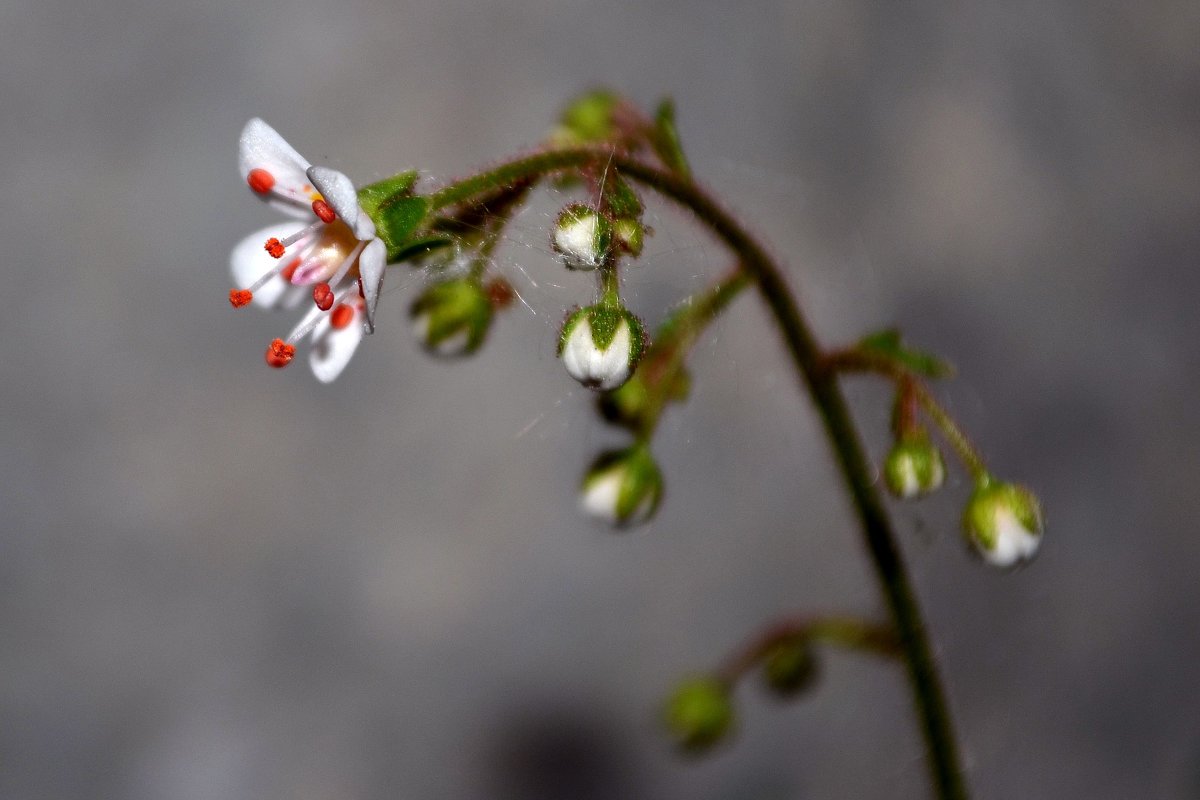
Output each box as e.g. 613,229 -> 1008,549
963,480 -> 1043,568
558,305 -> 645,391
229,119 -> 388,381
552,204 -> 611,270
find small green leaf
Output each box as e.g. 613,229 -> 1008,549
653,99 -> 690,176
857,328 -> 954,378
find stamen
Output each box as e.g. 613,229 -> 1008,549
312,199 -> 337,224
264,220 -> 323,259
265,338 -> 296,368
330,303 -> 355,330
285,287 -> 357,343
229,289 -> 253,308
312,283 -> 335,311
247,168 -> 275,194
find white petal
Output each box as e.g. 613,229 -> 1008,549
581,469 -> 624,523
239,119 -> 315,219
357,238 -> 387,334
308,306 -> 364,383
555,216 -> 601,270
982,510 -> 1036,568
562,317 -> 632,390
230,222 -> 307,309
307,166 -> 374,239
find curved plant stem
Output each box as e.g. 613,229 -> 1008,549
717,614 -> 901,685
429,148 -> 970,800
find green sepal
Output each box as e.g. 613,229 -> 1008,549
390,235 -> 454,264
558,304 -> 646,364
857,328 -> 954,378
373,195 -> 431,262
603,173 -> 643,219
356,170 -> 419,217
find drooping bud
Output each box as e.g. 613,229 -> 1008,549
558,304 -> 645,391
762,637 -> 819,698
552,204 -> 612,271
580,444 -> 663,527
663,677 -> 735,754
883,437 -> 946,499
410,278 -> 493,357
613,217 -> 645,256
962,479 -> 1043,568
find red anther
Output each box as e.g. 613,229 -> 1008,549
265,338 -> 296,368
312,283 -> 335,311
229,289 -> 253,308
330,303 -> 355,329
486,277 -> 516,309
264,238 -> 285,258
280,258 -> 301,282
247,168 -> 275,194
312,199 -> 337,224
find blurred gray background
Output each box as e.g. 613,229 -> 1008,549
2,0 -> 1198,798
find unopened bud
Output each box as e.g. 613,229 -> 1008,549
963,479 -> 1043,568
410,279 -> 493,357
762,637 -> 818,698
580,444 -> 663,527
663,677 -> 734,753
558,304 -> 646,391
553,204 -> 612,270
884,438 -> 945,499
613,217 -> 645,256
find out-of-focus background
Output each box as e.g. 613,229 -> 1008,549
2,0 -> 1198,797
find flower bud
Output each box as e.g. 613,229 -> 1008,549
663,677 -> 734,753
762,637 -> 819,698
963,479 -> 1043,568
552,204 -> 612,270
613,217 -> 645,256
410,279 -> 493,357
883,438 -> 946,499
580,444 -> 663,527
558,304 -> 646,391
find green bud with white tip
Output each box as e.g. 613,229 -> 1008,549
552,204 -> 612,271
580,443 -> 663,527
663,677 -> 734,753
558,304 -> 646,391
963,478 -> 1043,568
884,437 -> 946,499
410,278 -> 493,357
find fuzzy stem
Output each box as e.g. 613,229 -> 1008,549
828,349 -> 989,480
430,148 -> 969,800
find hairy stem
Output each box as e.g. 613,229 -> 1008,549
828,349 -> 989,479
430,148 -> 969,800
